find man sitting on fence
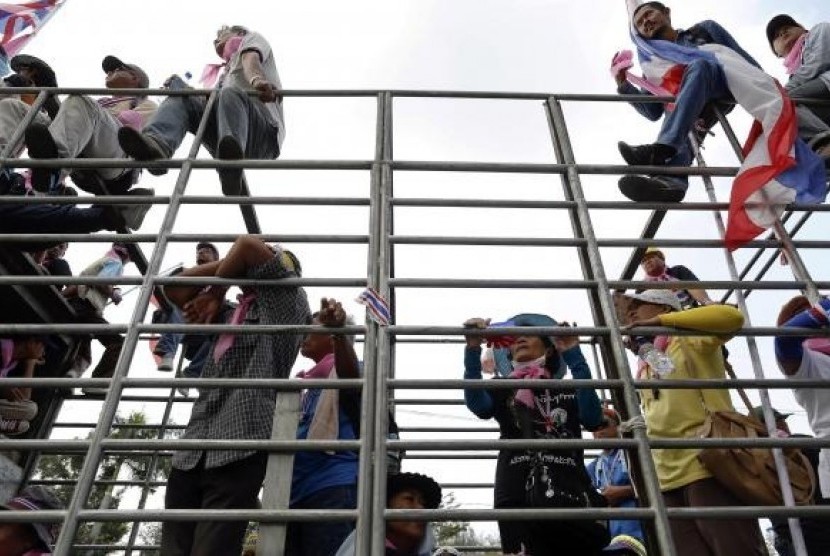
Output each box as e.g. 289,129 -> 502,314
160,235 -> 310,556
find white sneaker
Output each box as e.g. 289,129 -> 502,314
157,353 -> 175,372
0,399 -> 38,421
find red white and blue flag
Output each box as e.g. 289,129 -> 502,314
624,0 -> 826,250
0,0 -> 63,57
356,287 -> 391,326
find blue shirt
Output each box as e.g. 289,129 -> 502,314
290,387 -> 359,504
586,449 -> 644,542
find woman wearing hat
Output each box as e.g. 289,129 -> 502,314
335,471 -> 441,556
462,313 -> 608,555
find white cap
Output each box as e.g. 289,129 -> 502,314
621,289 -> 681,311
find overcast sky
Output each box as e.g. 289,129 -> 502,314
27,0 -> 830,542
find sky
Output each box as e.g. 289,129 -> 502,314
21,0 -> 830,546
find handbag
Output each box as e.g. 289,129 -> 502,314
684,347 -> 816,506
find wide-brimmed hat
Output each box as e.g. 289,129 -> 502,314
102,55 -> 149,88
604,534 -> 647,556
1,486 -> 64,549
749,406 -> 792,423
10,54 -> 57,87
621,289 -> 681,312
387,472 -> 442,510
491,313 -> 563,376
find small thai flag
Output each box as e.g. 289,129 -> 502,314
356,287 -> 391,326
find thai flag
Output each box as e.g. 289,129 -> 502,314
356,287 -> 391,326
625,0 -> 826,250
0,0 -> 62,57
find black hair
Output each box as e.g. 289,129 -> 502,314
196,242 -> 220,259
633,1 -> 668,19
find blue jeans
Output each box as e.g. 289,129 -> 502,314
156,307 -> 184,357
182,340 -> 210,379
0,203 -> 112,234
284,484 -> 357,556
657,58 -> 730,186
143,86 -> 280,160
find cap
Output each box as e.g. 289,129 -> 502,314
102,55 -> 149,88
750,406 -> 792,423
621,289 -> 681,311
642,246 -> 665,261
10,54 -> 57,87
605,534 -> 647,556
196,242 -> 220,259
1,486 -> 64,549
766,15 -> 802,53
387,472 -> 442,509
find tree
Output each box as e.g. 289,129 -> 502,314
34,410 -> 174,554
434,492 -> 500,555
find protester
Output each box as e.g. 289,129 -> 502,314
462,313 -> 608,555
119,25 -> 284,195
0,485 -> 63,556
586,407 -> 645,547
613,1 -> 760,202
618,289 -> 765,555
159,235 -> 310,556
335,471 -> 441,556
41,243 -> 71,285
0,336 -> 45,436
286,298 -> 360,556
25,55 -> 157,195
639,247 -> 715,309
61,243 -> 130,394
154,242 -> 221,372
0,54 -> 59,158
766,15 -> 830,158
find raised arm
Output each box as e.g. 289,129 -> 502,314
317,297 -> 360,380
775,297 -> 830,375
462,317 -> 495,419
554,324 -> 603,430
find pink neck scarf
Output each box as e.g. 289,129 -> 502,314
212,291 -> 257,363
297,353 -> 339,443
784,33 -> 807,75
297,352 -> 335,381
805,337 -> 830,356
509,363 -> 550,408
200,35 -> 244,88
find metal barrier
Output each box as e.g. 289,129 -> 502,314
0,85 -> 827,556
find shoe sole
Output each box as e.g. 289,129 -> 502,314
217,136 -> 244,196
618,175 -> 686,203
118,188 -> 155,230
0,420 -> 29,435
25,123 -> 59,192
118,128 -> 168,176
0,400 -> 38,421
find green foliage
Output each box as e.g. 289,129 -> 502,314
433,492 -> 500,555
34,410 -> 174,552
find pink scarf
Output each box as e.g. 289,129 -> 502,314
805,337 -> 830,356
636,335 -> 670,379
509,363 -> 550,408
0,338 -> 16,377
784,33 -> 807,75
200,35 -> 244,88
297,353 -> 339,443
212,291 -> 257,363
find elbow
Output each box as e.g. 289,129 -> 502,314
721,306 -> 745,332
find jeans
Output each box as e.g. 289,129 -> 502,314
789,79 -> 830,144
285,484 -> 357,556
144,85 -> 280,160
49,96 -> 131,182
0,204 -> 114,248
182,340 -> 210,378
156,306 -> 183,357
657,58 -> 731,186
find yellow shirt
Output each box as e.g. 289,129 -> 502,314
641,306 -> 742,491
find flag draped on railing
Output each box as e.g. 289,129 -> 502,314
0,0 -> 63,59
623,0 -> 826,250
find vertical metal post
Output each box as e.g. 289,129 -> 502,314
546,96 -> 678,556
52,90 -> 221,555
689,129 -> 810,556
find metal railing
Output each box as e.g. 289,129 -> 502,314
0,85 -> 827,555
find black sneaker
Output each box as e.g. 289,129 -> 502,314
216,135 -> 244,196
618,141 -> 676,166
25,123 -> 61,192
618,175 -> 687,203
118,127 -> 169,176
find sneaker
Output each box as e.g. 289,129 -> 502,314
115,187 -> 155,231
0,399 -> 38,421
0,418 -> 29,435
216,135 -> 244,196
618,175 -> 687,203
177,386 -> 190,397
81,387 -> 108,397
157,353 -> 175,372
618,141 -> 676,166
117,127 -> 169,176
25,122 -> 62,193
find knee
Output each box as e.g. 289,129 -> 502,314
684,58 -> 719,78
0,97 -> 29,115
217,86 -> 248,104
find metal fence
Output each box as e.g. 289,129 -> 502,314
0,85 -> 828,556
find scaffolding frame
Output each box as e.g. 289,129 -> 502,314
0,86 -> 827,555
